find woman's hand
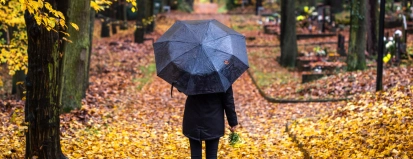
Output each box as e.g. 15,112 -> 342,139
230,125 -> 238,132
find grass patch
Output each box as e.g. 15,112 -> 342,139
248,48 -> 301,88
250,65 -> 298,88
134,63 -> 156,90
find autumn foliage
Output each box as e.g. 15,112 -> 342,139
1,1 -> 413,158
288,85 -> 413,158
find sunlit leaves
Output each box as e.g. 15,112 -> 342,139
126,0 -> 137,12
91,0 -> 112,12
288,85 -> 413,158
90,1 -> 101,11
0,24 -> 28,75
70,22 -> 79,31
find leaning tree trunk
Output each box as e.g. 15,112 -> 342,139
366,0 -> 378,57
280,0 -> 298,68
24,1 -> 67,158
61,0 -> 91,112
347,0 -> 367,71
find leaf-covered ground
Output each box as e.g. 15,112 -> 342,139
1,14 -> 307,158
248,46 -> 413,100
1,5 -> 413,158
288,85 -> 413,158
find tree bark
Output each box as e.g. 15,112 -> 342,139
280,0 -> 298,68
146,0 -> 155,33
24,0 -> 66,158
366,0 -> 378,56
135,0 -> 145,43
60,0 -> 91,112
309,0 -> 316,6
255,0 -> 262,15
347,0 -> 367,71
325,0 -> 343,13
85,9 -> 96,95
120,0 -> 128,30
111,4 -> 117,35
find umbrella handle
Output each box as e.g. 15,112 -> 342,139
171,83 -> 174,98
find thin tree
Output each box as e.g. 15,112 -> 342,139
24,0 -> 68,157
146,0 -> 155,33
135,0 -> 145,43
346,0 -> 367,71
366,0 -> 378,57
324,0 -> 343,14
256,0 -> 262,15
280,0 -> 298,68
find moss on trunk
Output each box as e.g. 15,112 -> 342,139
61,0 -> 91,112
347,0 -> 367,71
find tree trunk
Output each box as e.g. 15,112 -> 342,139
185,0 -> 194,11
402,0 -> 407,8
135,0 -> 145,43
24,0 -> 66,158
61,0 -> 91,112
347,0 -> 367,71
146,0 -> 155,33
309,0 -> 316,6
120,0 -> 129,30
111,4 -> 117,35
85,9 -> 96,96
280,0 -> 298,68
255,0 -> 262,15
366,0 -> 378,56
328,0 -> 343,13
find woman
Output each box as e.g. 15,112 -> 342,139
183,86 -> 238,159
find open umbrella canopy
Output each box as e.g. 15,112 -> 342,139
153,19 -> 249,95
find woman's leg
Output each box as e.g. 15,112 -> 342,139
205,138 -> 220,159
189,138 -> 202,159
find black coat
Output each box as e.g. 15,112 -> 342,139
182,86 -> 238,141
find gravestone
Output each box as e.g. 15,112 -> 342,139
337,34 -> 346,56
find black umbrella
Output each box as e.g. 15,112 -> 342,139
153,19 -> 249,95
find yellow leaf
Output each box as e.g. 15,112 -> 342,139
37,0 -> 43,8
91,1 -> 100,11
45,2 -> 52,10
48,17 -> 56,28
70,22 -> 79,31
62,37 -> 72,43
57,11 -> 65,20
59,19 -> 66,28
34,15 -> 42,25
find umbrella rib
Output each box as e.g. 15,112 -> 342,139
158,44 -> 199,73
202,44 -> 234,56
201,21 -> 212,42
202,34 -> 244,45
197,46 -> 226,92
183,23 -> 202,42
